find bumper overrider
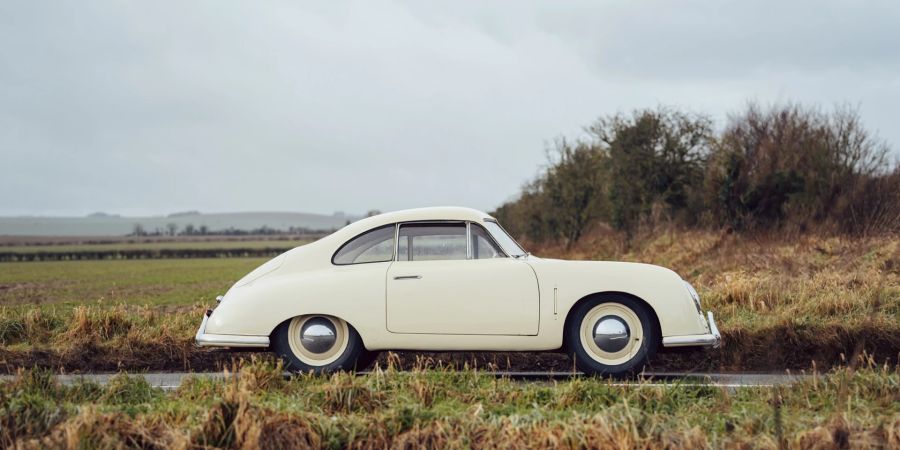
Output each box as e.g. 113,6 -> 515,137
662,311 -> 721,348
195,308 -> 270,348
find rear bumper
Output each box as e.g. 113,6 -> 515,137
661,311 -> 721,348
195,309 -> 270,348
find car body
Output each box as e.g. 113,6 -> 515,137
196,207 -> 719,375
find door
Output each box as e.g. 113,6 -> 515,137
386,222 -> 539,335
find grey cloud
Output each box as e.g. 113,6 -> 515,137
1,1 -> 897,217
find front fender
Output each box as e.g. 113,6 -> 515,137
528,259 -> 710,338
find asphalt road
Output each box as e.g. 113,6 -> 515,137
0,371 -> 809,390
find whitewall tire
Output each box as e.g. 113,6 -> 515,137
565,294 -> 658,377
272,315 -> 375,374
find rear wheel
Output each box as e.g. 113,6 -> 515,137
565,294 -> 658,377
272,315 -> 373,374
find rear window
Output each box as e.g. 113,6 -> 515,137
332,225 -> 395,265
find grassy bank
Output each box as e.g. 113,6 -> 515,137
0,231 -> 897,372
2,361 -> 898,449
537,229 -> 900,370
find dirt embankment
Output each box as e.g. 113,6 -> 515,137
2,324 -> 896,374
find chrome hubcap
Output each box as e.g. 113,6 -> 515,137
299,317 -> 337,354
593,316 -> 630,353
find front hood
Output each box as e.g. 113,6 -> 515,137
531,258 -> 682,281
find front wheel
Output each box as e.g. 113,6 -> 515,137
565,295 -> 658,377
271,315 -> 375,374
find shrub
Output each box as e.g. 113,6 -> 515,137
495,102 -> 898,244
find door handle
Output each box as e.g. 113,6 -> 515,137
393,275 -> 422,280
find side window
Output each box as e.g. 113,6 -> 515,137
471,224 -> 505,259
332,225 -> 395,265
397,223 -> 467,261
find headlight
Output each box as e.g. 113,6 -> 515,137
683,281 -> 702,314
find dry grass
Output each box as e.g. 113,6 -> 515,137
0,230 -> 896,372
2,360 -> 898,449
0,304 -> 218,373
533,228 -> 900,370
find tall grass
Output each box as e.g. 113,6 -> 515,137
2,360 -> 898,449
0,230 -> 895,372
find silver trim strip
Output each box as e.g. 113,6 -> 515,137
466,221 -> 472,259
195,311 -> 270,348
662,311 -> 721,348
393,223 -> 400,261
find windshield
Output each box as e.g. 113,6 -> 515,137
483,220 -> 527,257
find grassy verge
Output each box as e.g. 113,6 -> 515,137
0,231 -> 897,372
2,361 -> 898,449
539,229 -> 900,370
0,304 -> 896,373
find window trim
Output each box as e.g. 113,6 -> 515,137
469,221 -> 509,259
393,220 -> 470,262
392,220 -> 509,261
331,223 -> 398,266
465,222 -> 472,259
483,218 -> 527,257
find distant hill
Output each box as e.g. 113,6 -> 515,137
0,211 -> 359,236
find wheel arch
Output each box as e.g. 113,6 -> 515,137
268,313 -> 371,351
561,291 -> 662,351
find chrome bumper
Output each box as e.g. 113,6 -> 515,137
662,311 -> 721,348
195,309 -> 270,348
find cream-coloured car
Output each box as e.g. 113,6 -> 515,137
196,207 -> 719,376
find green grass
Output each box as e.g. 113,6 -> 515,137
0,240 -> 309,254
0,258 -> 265,308
2,362 -> 898,449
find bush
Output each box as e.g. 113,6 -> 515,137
589,107 -> 712,236
707,103 -> 896,232
495,102 -> 898,244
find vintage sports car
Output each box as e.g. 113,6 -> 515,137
196,207 -> 719,376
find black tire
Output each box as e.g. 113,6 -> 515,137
271,315 -> 372,374
564,294 -> 659,377
355,350 -> 380,371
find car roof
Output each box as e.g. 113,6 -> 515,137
337,206 -> 495,238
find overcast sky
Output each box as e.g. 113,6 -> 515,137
1,1 -> 898,217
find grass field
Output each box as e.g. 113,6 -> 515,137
0,232 -> 898,449
0,240 -> 310,254
0,239 -> 312,262
2,360 -> 898,449
0,258 -> 263,308
0,230 -> 897,373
